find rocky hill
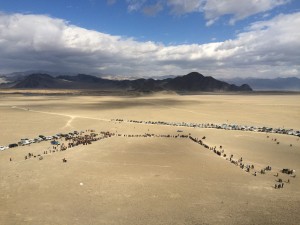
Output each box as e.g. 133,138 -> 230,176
9,72 -> 252,92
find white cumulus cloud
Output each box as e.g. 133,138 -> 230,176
0,12 -> 299,78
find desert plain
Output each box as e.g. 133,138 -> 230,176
0,92 -> 300,225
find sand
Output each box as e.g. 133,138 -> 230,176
0,93 -> 300,225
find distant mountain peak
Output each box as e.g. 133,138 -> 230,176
7,72 -> 253,92
27,73 -> 54,79
184,72 -> 205,78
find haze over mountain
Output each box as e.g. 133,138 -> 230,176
222,77 -> 300,91
4,72 -> 252,92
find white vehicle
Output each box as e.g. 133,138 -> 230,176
37,137 -> 43,142
34,137 -> 43,143
45,136 -> 53,140
0,146 -> 9,151
28,139 -> 35,144
20,140 -> 31,145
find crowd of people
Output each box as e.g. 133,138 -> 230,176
2,117 -> 299,152
187,134 -> 294,189
114,131 -> 296,190
8,125 -> 296,190
20,130 -> 115,163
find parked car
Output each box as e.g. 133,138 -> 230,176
0,146 -> 9,151
19,140 -> 30,146
51,140 -> 60,145
34,137 -> 43,143
39,135 -> 46,140
28,139 -> 35,144
8,143 -> 18,148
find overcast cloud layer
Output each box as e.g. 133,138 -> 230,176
0,11 -> 299,78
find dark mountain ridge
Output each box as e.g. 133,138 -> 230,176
7,72 -> 252,92
164,72 -> 250,91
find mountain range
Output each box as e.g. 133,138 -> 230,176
221,77 -> 300,91
0,72 -> 252,92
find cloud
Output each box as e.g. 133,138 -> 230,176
167,0 -> 204,15
0,12 -> 299,78
143,2 -> 164,16
127,0 -> 147,12
127,0 -> 163,16
203,0 -> 290,25
125,0 -> 290,25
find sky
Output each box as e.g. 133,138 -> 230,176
0,0 -> 300,79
